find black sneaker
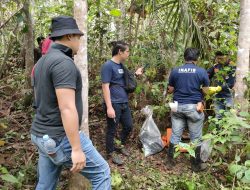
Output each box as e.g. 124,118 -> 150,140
120,148 -> 130,157
191,162 -> 207,172
166,156 -> 176,169
111,153 -> 123,165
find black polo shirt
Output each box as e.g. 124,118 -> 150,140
31,43 -> 83,138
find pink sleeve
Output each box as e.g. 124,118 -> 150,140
42,37 -> 52,54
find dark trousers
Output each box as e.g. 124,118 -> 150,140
104,103 -> 133,154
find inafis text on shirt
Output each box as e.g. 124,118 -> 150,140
178,68 -> 196,73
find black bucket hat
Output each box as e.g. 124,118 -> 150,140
50,16 -> 83,38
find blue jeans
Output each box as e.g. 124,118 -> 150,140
214,97 -> 233,119
31,131 -> 111,190
104,103 -> 133,154
170,104 -> 204,145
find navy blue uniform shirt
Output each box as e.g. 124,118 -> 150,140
169,63 -> 209,104
101,60 -> 128,103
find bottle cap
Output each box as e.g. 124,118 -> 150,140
43,134 -> 49,140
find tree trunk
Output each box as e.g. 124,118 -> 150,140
0,23 -> 19,78
23,0 -> 34,89
116,0 -> 126,40
68,0 -> 90,189
74,0 -> 89,136
96,1 -> 103,60
234,0 -> 250,111
128,0 -> 135,46
133,14 -> 140,47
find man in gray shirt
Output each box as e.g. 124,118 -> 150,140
31,16 -> 111,190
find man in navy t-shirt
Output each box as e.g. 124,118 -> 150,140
101,41 -> 143,165
207,51 -> 236,119
101,60 -> 128,103
167,48 -> 209,172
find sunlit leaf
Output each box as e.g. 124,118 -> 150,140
111,170 -> 123,187
236,170 -> 243,179
245,160 -> 250,167
0,166 -> 8,174
0,140 -> 5,146
109,9 -> 121,17
229,164 -> 242,175
185,181 -> 196,190
231,136 -> 242,143
245,169 -> 250,180
0,123 -> 7,129
1,174 -> 19,184
239,112 -> 250,117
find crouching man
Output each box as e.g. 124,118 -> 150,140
167,48 -> 209,172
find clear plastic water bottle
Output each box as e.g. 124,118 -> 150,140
43,134 -> 56,156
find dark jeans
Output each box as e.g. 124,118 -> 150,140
214,96 -> 233,119
103,103 -> 133,154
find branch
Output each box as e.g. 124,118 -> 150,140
0,6 -> 23,30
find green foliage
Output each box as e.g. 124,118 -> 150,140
109,9 -> 122,17
110,167 -> 217,190
111,170 -> 123,189
244,73 -> 250,101
228,160 -> 250,184
33,0 -> 74,36
0,165 -> 25,189
202,110 -> 250,187
176,142 -> 196,158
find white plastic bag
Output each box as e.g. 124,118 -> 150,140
139,106 -> 164,157
169,101 -> 178,112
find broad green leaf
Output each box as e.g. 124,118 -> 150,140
239,112 -> 250,117
217,137 -> 227,144
174,151 -> 180,158
111,170 -> 123,187
241,175 -> 250,184
229,164 -> 242,175
236,170 -> 243,179
213,159 -> 222,167
231,136 -> 242,143
0,167 -> 8,174
185,181 -> 196,190
244,169 -> 250,180
18,171 -> 24,178
207,0 -> 213,7
109,9 -> 121,17
1,174 -> 19,184
202,133 -> 214,140
245,160 -> 250,167
16,12 -> 24,23
235,155 -> 241,163
187,149 -> 195,158
214,145 -> 227,155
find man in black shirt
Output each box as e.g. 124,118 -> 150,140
31,16 -> 111,190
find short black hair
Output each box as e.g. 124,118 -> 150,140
50,35 -> 64,41
50,34 -> 79,42
36,36 -> 45,44
184,48 -> 200,61
215,51 -> 228,56
110,41 -> 128,57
